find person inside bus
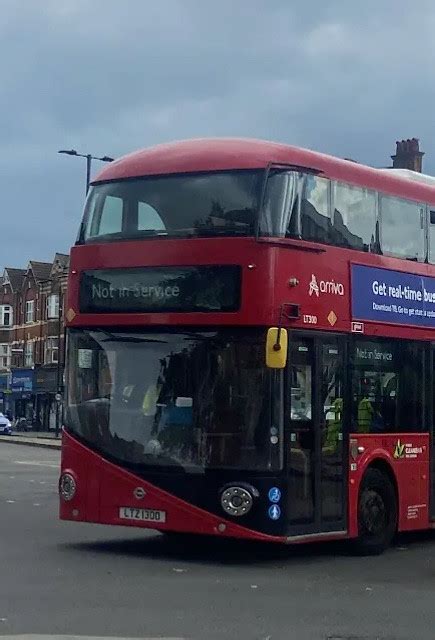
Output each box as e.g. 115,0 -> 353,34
145,351 -> 196,460
382,375 -> 397,431
323,396 -> 342,454
357,379 -> 384,433
357,379 -> 374,433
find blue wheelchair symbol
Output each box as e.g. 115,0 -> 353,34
268,504 -> 281,520
268,487 -> 281,503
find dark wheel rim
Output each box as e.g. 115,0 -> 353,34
360,489 -> 387,537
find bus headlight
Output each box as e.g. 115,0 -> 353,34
59,472 -> 77,502
220,486 -> 255,517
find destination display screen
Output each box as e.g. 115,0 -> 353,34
79,265 -> 241,313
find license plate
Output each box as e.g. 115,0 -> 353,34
119,506 -> 166,523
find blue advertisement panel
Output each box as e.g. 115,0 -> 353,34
352,264 -> 435,328
11,369 -> 34,392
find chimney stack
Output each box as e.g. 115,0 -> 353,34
391,138 -> 424,173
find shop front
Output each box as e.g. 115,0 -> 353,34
10,368 -> 35,422
34,366 -> 58,430
0,373 -> 11,417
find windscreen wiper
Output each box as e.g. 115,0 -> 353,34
97,331 -> 168,345
168,227 -> 250,237
119,230 -> 169,240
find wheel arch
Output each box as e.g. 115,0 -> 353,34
361,458 -> 399,521
351,457 -> 399,554
349,451 -> 400,539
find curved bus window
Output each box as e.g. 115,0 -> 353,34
381,196 -> 425,261
81,170 -> 262,242
260,171 -> 299,237
138,202 -> 165,231
332,183 -> 377,252
66,328 -> 277,472
260,172 -> 330,242
87,195 -> 123,238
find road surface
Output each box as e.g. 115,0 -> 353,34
1,442 -> 435,639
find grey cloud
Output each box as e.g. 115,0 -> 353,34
0,0 -> 434,266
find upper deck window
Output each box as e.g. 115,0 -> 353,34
80,170 -> 262,243
300,175 -> 330,243
332,183 -> 377,252
260,171 -> 429,261
260,171 -> 331,243
93,195 -> 123,236
380,195 -> 425,261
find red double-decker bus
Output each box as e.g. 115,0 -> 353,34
60,138 -> 435,554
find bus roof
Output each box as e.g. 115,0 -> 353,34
94,138 -> 435,204
379,167 -> 435,187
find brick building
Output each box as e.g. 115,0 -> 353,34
0,253 -> 69,429
391,138 -> 424,172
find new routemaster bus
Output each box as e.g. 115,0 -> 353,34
60,137 -> 435,553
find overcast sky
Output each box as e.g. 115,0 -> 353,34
1,0 -> 435,268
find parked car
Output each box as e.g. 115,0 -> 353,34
0,413 -> 12,435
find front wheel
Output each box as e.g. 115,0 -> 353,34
354,468 -> 397,555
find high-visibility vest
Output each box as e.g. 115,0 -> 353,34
358,397 -> 373,433
324,398 -> 342,452
142,385 -> 160,416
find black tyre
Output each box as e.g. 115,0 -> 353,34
354,467 -> 397,555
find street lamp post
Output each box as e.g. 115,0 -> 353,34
58,149 -> 114,193
55,289 -> 63,439
56,149 -> 113,437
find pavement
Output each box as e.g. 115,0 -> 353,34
2,442 -> 435,639
0,432 -> 61,449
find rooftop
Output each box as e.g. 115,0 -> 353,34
29,261 -> 53,282
4,268 -> 26,291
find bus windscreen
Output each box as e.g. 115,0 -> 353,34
80,170 -> 262,242
65,328 -> 277,472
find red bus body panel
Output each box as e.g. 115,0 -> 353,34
61,428 -> 430,542
347,434 -> 430,537
60,429 -> 285,543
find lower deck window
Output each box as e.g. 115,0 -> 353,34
351,339 -> 425,433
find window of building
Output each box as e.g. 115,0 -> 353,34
0,344 -> 10,369
351,339 -> 425,433
46,294 -> 59,320
45,337 -> 59,364
381,196 -> 425,260
0,305 -> 12,326
300,175 -> 331,244
25,300 -> 35,324
332,183 -> 377,252
24,342 -> 34,367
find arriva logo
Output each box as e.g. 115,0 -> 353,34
309,275 -> 320,297
308,274 -> 345,297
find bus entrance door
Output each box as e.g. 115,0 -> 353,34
286,334 -> 347,536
